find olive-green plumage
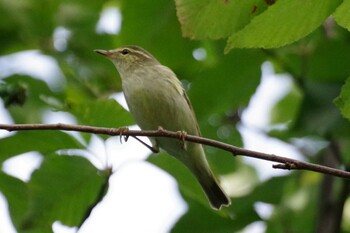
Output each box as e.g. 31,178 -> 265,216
95,46 -> 230,209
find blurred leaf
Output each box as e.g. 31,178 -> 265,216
69,98 -> 134,128
20,155 -> 109,232
188,48 -> 263,165
0,0 -> 34,52
307,40 -> 350,82
0,81 -> 27,107
172,173 -> 286,233
0,131 -> 84,163
249,176 -> 289,204
334,77 -> 350,121
147,152 -> 255,232
0,172 -> 29,228
265,174 -> 319,233
291,82 -> 342,136
120,0 -> 199,68
175,175 -> 298,233
190,49 -> 263,118
172,201 -> 246,233
270,80 -> 303,128
3,75 -> 63,123
225,0 -> 341,50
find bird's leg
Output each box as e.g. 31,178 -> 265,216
119,127 -> 130,143
176,130 -> 188,150
131,136 -> 159,153
118,127 -> 159,153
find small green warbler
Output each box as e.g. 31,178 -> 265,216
95,46 -> 230,209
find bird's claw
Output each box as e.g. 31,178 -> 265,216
177,130 -> 188,150
119,127 -> 129,144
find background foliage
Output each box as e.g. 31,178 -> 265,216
1,0 -> 350,232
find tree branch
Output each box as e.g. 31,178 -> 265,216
0,123 -> 349,179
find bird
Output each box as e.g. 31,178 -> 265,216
95,45 -> 230,209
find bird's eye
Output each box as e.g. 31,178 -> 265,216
121,49 -> 129,55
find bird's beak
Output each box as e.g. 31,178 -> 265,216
94,49 -> 113,58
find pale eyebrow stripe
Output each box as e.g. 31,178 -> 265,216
133,50 -> 152,59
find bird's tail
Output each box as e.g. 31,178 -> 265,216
184,144 -> 231,210
194,165 -> 231,210
202,178 -> 230,209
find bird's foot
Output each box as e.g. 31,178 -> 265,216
176,130 -> 188,150
119,127 -> 129,143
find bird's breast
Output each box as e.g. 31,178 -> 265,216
121,69 -> 198,136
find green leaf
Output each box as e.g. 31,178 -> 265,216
190,49 -> 263,118
264,174 -> 319,233
270,81 -> 303,128
20,155 -> 109,232
69,99 -> 134,128
3,75 -> 63,123
0,172 -> 29,228
225,0 -> 342,50
307,40 -> 350,82
0,131 -> 84,163
288,81 -> 342,136
334,77 -> 350,121
175,0 -> 266,39
120,0 -> 198,68
189,48 -> 263,146
0,82 -> 27,107
249,176 -> 288,204
334,0 -> 350,31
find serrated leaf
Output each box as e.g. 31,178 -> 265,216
175,0 -> 265,39
225,0 -> 341,50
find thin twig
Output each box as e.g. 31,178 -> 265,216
0,123 -> 349,179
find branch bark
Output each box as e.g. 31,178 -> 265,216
0,123 -> 349,179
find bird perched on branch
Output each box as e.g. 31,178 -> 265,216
95,46 -> 230,209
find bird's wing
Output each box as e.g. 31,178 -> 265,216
182,88 -> 202,137
158,65 -> 202,137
